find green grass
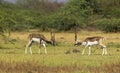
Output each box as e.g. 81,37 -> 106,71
0,31 -> 120,73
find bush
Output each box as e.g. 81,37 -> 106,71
93,19 -> 120,32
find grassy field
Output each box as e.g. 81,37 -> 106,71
0,31 -> 120,73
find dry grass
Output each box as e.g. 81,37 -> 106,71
0,60 -> 120,73
9,31 -> 120,43
0,31 -> 120,73
0,61 -> 78,73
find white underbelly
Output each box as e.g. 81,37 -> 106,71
88,41 -> 98,45
32,38 -> 40,43
82,41 -> 99,46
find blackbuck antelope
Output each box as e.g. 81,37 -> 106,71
74,36 -> 107,55
25,33 -> 55,54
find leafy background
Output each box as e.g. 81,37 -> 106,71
0,0 -> 120,32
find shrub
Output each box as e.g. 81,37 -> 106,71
93,19 -> 120,32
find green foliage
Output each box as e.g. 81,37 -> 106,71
46,0 -> 93,31
93,19 -> 120,32
0,0 -> 120,32
16,0 -> 63,13
0,3 -> 44,31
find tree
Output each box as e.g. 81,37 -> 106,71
47,0 -> 93,31
16,0 -> 63,12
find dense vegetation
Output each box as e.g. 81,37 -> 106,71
0,0 -> 120,32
